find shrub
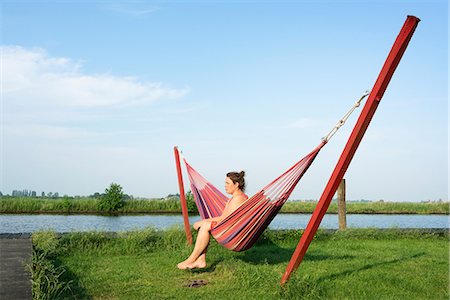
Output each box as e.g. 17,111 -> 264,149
98,183 -> 125,212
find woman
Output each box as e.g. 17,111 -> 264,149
177,171 -> 248,269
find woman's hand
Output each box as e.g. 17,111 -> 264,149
193,220 -> 203,230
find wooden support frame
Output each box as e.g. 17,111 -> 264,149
174,146 -> 193,245
281,15 -> 420,285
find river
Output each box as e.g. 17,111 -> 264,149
0,213 -> 448,233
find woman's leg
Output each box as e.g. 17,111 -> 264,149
177,221 -> 211,269
188,242 -> 209,269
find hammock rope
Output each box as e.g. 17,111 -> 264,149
321,90 -> 370,142
178,91 -> 369,251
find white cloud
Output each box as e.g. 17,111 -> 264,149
2,46 -> 189,108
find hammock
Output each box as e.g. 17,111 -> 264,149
183,141 -> 325,251
178,91 -> 369,252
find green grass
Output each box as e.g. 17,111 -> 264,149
0,197 -> 100,213
1,197 -> 448,215
26,231 -> 73,300
30,228 -> 449,299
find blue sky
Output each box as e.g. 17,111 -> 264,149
1,0 -> 448,201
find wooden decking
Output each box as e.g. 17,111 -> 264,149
0,234 -> 32,300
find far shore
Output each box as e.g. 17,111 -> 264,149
1,197 -> 448,215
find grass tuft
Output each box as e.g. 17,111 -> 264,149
26,230 -> 72,299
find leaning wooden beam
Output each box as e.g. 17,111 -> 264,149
281,15 -> 421,285
174,146 -> 193,245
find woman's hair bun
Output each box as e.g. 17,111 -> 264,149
226,170 -> 246,192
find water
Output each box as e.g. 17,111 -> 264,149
0,213 -> 448,233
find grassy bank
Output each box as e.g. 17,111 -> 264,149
29,228 -> 449,299
0,197 -> 181,214
1,197 -> 448,215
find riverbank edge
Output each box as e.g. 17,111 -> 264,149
1,228 -> 448,239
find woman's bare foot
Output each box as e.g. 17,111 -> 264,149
186,257 -> 207,269
177,259 -> 195,270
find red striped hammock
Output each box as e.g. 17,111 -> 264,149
182,140 -> 326,252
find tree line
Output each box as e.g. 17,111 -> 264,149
5,190 -> 60,198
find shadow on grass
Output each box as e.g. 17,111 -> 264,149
240,237 -> 425,276
53,257 -> 92,300
239,239 -> 356,265
317,252 -> 426,282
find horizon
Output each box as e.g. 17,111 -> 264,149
1,188 -> 447,203
1,1 -> 448,202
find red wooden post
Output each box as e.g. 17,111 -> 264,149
280,15 -> 420,285
174,146 -> 193,245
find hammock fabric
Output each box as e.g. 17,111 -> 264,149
183,140 -> 326,252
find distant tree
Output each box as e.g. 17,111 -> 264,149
123,194 -> 133,200
98,183 -> 125,212
0,191 -> 3,197
41,192 -> 45,197
53,192 -> 59,198
166,193 -> 180,199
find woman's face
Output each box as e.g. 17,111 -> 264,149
225,177 -> 239,195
